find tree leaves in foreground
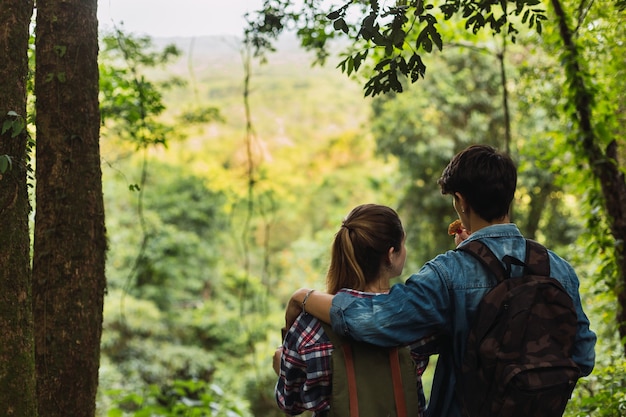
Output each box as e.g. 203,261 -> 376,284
246,0 -> 547,96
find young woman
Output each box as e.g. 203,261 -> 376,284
274,204 -> 436,416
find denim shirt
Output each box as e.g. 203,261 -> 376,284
330,223 -> 597,417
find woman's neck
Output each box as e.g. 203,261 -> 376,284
364,279 -> 391,293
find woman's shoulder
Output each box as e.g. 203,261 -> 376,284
338,288 -> 378,298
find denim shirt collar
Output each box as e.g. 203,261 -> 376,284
459,223 -> 523,244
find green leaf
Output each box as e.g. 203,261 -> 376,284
327,10 -> 341,20
431,28 -> 443,51
10,118 -> 25,138
337,56 -> 349,73
1,119 -> 12,135
53,44 -> 67,57
333,18 -> 349,34
417,27 -> 433,52
0,155 -> 12,173
353,50 -> 367,72
346,56 -> 354,75
339,19 -> 349,34
392,28 -> 405,47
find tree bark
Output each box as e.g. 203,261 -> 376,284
551,0 -> 626,355
524,178 -> 553,240
33,0 -> 106,416
0,1 -> 37,415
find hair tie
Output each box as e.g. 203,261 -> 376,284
341,223 -> 351,232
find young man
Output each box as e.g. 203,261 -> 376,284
283,145 -> 596,417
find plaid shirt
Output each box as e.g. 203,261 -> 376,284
275,288 -> 438,416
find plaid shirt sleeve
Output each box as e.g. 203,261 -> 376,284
408,333 -> 439,415
276,313 -> 332,416
409,333 -> 439,375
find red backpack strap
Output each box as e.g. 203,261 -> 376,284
342,344 -> 360,416
389,348 -> 408,417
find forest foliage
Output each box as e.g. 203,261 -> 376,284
95,3 -> 625,416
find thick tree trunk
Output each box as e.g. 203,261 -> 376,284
551,0 -> 626,355
33,0 -> 106,416
0,1 -> 37,416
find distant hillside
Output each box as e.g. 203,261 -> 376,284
153,33 -> 341,69
148,33 -> 371,145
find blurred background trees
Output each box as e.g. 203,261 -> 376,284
1,0 -> 624,416
97,3 -> 625,412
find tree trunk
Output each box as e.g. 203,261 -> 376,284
550,0 -> 626,355
33,0 -> 106,416
0,1 -> 37,416
524,177 -> 553,240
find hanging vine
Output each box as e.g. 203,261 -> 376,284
99,27 -> 181,320
236,35 -> 280,390
237,35 -> 277,311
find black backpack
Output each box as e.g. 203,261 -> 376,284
320,323 -> 421,417
457,239 -> 581,417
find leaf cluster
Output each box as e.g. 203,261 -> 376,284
1,110 -> 26,139
246,0 -> 547,95
106,379 -> 249,417
99,30 -> 184,148
0,110 -> 35,186
565,357 -> 626,417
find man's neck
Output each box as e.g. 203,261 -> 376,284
468,215 -> 510,234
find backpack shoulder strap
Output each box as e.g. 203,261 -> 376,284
320,322 -> 411,417
388,347 -> 409,417
457,240 -> 507,282
458,238 -> 552,281
524,239 -> 550,276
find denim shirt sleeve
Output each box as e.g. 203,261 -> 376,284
330,243 -> 597,377
548,251 -> 597,376
330,263 -> 451,347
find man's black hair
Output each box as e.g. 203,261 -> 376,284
438,144 -> 517,222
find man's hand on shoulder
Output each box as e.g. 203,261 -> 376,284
285,288 -> 309,329
285,288 -> 334,329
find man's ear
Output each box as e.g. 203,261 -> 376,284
454,192 -> 468,213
